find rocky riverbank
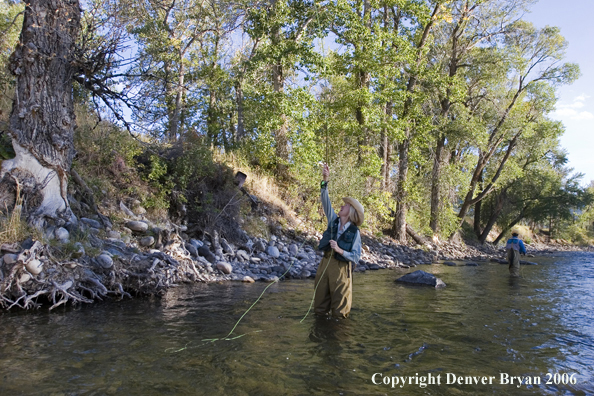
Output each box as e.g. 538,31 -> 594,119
2,203 -> 593,310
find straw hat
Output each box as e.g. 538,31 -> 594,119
342,197 -> 364,226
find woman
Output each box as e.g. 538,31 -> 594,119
314,163 -> 364,318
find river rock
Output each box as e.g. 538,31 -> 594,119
198,246 -> 216,263
368,264 -> 380,270
25,259 -> 43,275
242,276 -> 255,283
395,270 -> 446,288
125,221 -> 149,233
3,253 -> 18,265
236,250 -> 250,261
216,262 -> 233,274
220,238 -> 234,255
266,246 -> 280,258
443,261 -> 457,266
140,236 -> 155,247
185,243 -> 198,257
81,217 -> 102,229
264,275 -> 279,283
253,239 -> 267,252
465,262 -> 478,266
189,239 -> 203,249
298,251 -> 311,260
96,254 -> 113,269
107,230 -> 121,239
72,242 -> 85,259
54,227 -> 69,242
119,201 -> 136,218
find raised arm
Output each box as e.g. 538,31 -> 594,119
320,163 -> 337,224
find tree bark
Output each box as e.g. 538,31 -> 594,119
393,137 -> 409,243
235,80 -> 244,141
380,101 -> 392,190
478,189 -> 508,244
493,209 -> 525,245
169,58 -> 185,142
430,134 -> 446,233
2,0 -> 80,227
406,224 -> 427,246
208,82 -> 218,146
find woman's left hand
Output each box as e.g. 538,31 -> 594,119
329,240 -> 344,255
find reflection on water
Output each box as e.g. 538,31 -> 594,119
1,253 -> 593,395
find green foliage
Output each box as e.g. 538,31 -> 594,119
0,0 -> 23,87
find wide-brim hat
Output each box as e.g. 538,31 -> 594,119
342,197 -> 364,226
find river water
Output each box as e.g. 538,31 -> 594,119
1,252 -> 593,395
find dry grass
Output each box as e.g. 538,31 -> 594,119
0,178 -> 30,244
217,152 -> 301,228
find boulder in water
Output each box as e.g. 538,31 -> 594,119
395,270 -> 446,288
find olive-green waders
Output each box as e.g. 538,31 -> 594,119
507,248 -> 520,277
314,250 -> 352,318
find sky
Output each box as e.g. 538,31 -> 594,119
524,0 -> 594,185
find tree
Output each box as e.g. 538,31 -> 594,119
391,1 -> 442,242
454,22 -> 579,229
244,0 -> 318,178
0,0 -> 81,227
426,0 -> 528,236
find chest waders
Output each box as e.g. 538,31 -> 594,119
506,238 -> 521,277
313,219 -> 358,318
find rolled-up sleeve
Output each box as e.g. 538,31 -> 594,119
340,230 -> 361,265
321,185 -> 337,225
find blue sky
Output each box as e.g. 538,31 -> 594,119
525,0 -> 594,185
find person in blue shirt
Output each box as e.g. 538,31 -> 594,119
314,163 -> 363,318
506,232 -> 526,277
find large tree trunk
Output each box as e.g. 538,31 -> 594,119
380,101 -> 392,191
392,136 -> 409,243
169,59 -> 185,142
207,87 -> 217,147
478,189 -> 508,244
1,0 -> 80,228
235,80 -> 244,141
429,134 -> 446,234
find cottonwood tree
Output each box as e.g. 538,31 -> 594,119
454,22 -> 579,230
1,0 -> 131,227
426,0 -> 531,237
244,0 -> 318,178
0,0 -> 81,227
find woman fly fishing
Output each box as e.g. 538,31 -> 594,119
314,163 -> 364,319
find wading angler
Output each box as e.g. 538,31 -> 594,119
314,163 -> 364,319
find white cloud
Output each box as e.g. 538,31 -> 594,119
558,101 -> 585,109
575,94 -> 589,102
553,94 -> 592,120
554,108 -> 594,120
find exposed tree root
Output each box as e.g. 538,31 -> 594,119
0,231 -> 208,310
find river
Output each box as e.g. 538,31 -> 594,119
1,252 -> 593,395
